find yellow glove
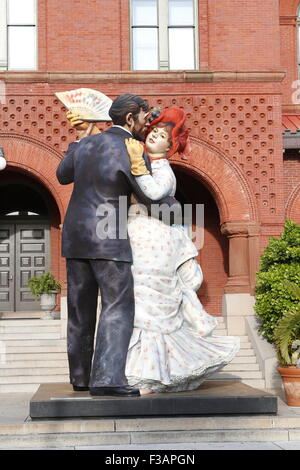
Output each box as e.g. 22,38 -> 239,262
125,138 -> 150,176
66,111 -> 101,139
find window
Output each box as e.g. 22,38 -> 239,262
131,0 -> 197,70
0,0 -> 37,70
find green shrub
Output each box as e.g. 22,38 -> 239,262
29,272 -> 61,300
254,220 -> 300,344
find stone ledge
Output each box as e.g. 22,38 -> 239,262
0,70 -> 286,84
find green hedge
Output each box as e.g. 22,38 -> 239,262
254,220 -> 300,344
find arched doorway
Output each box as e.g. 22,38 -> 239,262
174,167 -> 229,316
0,169 -> 61,314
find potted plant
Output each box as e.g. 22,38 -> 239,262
254,220 -> 300,402
274,280 -> 300,406
29,273 -> 61,320
254,220 -> 300,344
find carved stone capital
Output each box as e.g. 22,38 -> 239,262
220,222 -> 249,237
221,221 -> 261,238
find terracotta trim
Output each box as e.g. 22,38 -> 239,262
0,70 -> 286,84
171,135 -> 258,224
282,104 -> 300,113
0,132 -> 63,159
280,15 -> 297,25
286,183 -> 300,220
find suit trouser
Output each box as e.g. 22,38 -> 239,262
66,258 -> 134,388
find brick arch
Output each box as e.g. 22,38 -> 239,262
286,184 -> 300,224
0,133 -> 72,218
280,0 -> 300,16
0,133 -> 72,295
170,136 -> 258,224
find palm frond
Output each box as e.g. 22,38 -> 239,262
273,309 -> 300,365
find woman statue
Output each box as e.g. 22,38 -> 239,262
124,107 -> 240,395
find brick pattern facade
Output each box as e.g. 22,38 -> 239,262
0,0 -> 300,315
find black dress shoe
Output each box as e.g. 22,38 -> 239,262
73,385 -> 90,392
89,386 -> 140,397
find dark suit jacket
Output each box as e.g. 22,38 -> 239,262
56,126 -> 180,261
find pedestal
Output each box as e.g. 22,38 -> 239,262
29,381 -> 278,419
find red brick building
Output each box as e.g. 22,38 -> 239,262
0,0 -> 299,335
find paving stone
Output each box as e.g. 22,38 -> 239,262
130,429 -> 289,444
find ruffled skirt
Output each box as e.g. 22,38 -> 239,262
126,322 -> 240,392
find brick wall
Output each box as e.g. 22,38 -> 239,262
1,0 -> 300,315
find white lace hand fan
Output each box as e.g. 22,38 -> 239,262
55,88 -> 113,122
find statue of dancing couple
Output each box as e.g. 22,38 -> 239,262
56,93 -> 240,397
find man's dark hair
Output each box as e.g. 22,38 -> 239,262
109,94 -> 150,126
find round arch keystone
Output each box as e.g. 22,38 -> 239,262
0,133 -> 71,219
286,184 -> 300,224
170,135 -> 258,224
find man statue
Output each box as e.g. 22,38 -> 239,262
56,94 -> 180,397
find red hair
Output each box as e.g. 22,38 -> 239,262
147,107 -> 189,157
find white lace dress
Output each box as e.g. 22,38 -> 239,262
125,159 -> 240,392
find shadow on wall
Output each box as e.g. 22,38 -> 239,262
174,167 -> 229,315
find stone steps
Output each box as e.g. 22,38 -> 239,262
0,413 -> 299,448
0,320 -> 60,326
0,368 -> 69,378
0,326 -> 61,334
0,375 -> 69,385
236,348 -> 255,357
0,317 -> 267,392
0,333 -> 62,340
231,355 -> 257,364
0,361 -> 68,369
4,353 -> 67,362
222,362 -> 260,371
2,339 -> 66,347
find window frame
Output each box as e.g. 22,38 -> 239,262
0,0 -> 37,71
130,0 -> 198,71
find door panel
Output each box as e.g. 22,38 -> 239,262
0,225 -> 15,311
15,224 -> 50,311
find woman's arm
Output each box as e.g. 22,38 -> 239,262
135,164 -> 175,200
177,258 -> 203,291
125,138 -> 175,200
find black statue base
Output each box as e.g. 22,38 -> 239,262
29,381 -> 277,419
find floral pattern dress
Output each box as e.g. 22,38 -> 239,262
125,159 -> 240,392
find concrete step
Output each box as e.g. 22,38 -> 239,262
212,371 -> 264,380
0,375 -> 69,384
236,349 -> 255,357
231,355 -> 257,364
210,377 -> 266,389
5,353 -> 67,361
1,339 -> 66,347
239,341 -> 252,349
0,429 -> 293,448
0,367 -> 69,377
0,383 -> 39,393
222,363 -> 260,372
0,360 -> 68,369
0,326 -> 61,334
0,333 -> 62,340
5,345 -> 67,354
236,378 -> 266,389
0,320 -> 60,326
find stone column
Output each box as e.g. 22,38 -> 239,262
221,222 -> 250,293
220,221 -> 261,335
